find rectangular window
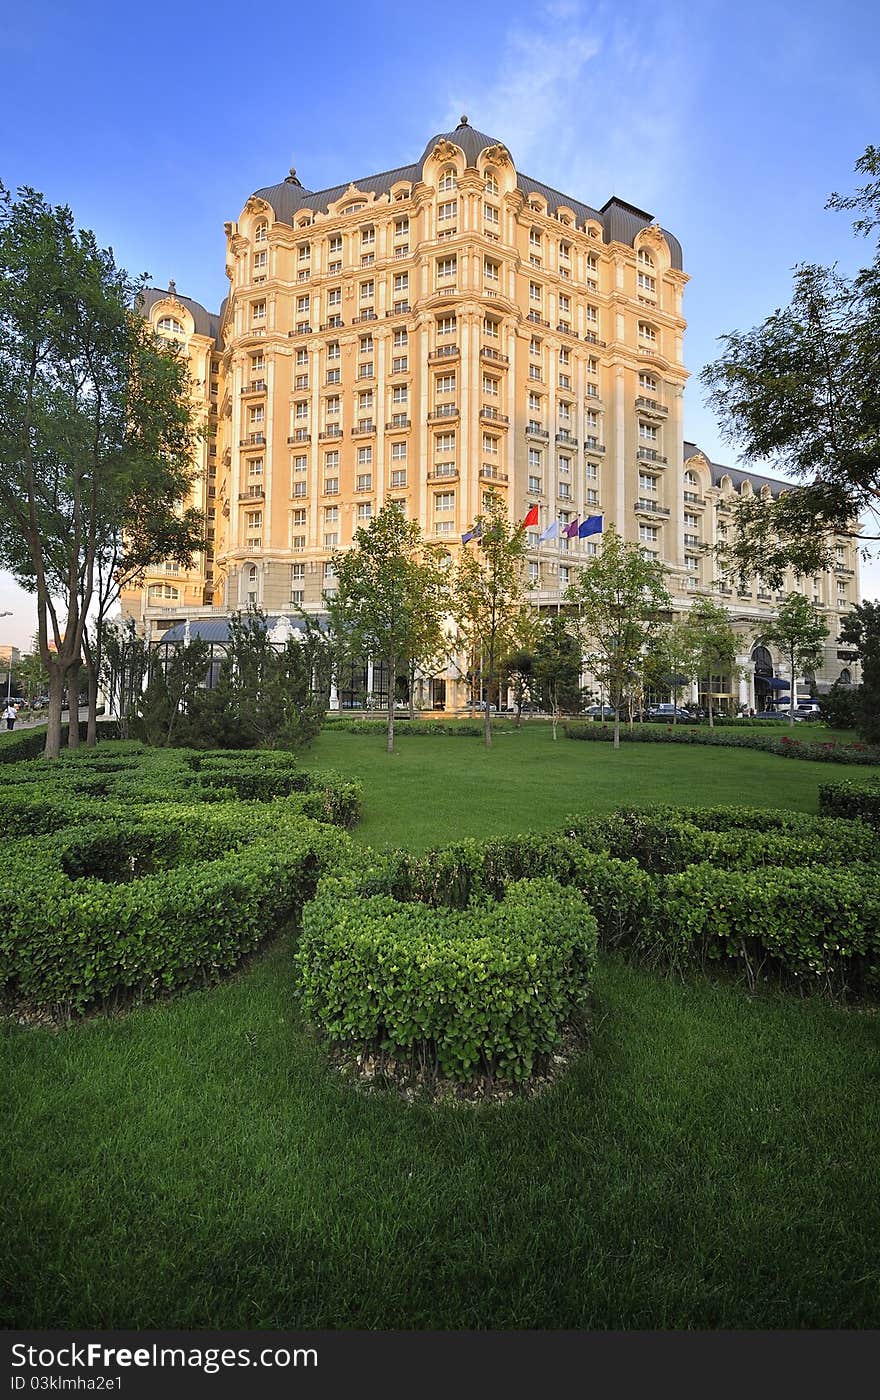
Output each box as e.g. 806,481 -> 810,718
483,203 -> 499,225
528,448 -> 542,470
484,259 -> 499,283
638,524 -> 658,543
482,433 -> 498,455
638,473 -> 656,494
393,272 -> 409,293
639,372 -> 657,392
394,217 -> 409,237
296,295 -> 310,314
436,373 -> 456,394
360,280 -> 374,301
436,256 -> 457,280
438,200 -> 457,221
292,480 -> 307,498
359,334 -> 373,353
434,491 -> 455,512
292,534 -> 306,552
327,287 -> 342,307
392,384 -> 408,403
326,367 -> 341,384
357,502 -> 372,521
394,328 -> 408,347
391,468 -> 407,488
323,532 -> 338,549
357,445 -> 373,465
529,281 -> 541,303
435,432 -> 455,454
324,477 -> 339,495
358,390 -> 374,410
391,441 -> 407,460
483,316 -> 499,338
392,355 -> 408,373
437,315 -> 457,336
528,474 -> 542,493
356,473 -> 372,491
639,422 -> 658,441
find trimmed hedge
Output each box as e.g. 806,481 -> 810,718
819,780 -> 880,828
321,718 -> 515,736
564,722 -> 880,765
0,806 -> 351,1016
297,874 -> 598,1082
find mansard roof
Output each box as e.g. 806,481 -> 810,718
248,118 -> 683,269
138,286 -> 221,344
684,441 -> 787,498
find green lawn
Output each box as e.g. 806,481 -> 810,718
301,723 -> 866,850
2,732 -> 879,1329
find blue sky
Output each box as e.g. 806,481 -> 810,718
1,0 -> 877,648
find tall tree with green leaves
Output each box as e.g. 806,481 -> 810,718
452,494 -> 531,747
332,504 -> 449,753
686,597 -> 741,728
565,525 -> 671,748
643,621 -> 700,722
0,183 -> 199,757
754,592 -> 829,721
532,613 -> 583,740
701,146 -> 880,582
837,600 -> 880,742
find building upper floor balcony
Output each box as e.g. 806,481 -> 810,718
428,345 -> 460,362
635,396 -> 669,420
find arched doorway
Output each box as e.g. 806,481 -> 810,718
752,645 -> 774,709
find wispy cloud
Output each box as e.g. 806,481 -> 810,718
441,0 -> 695,214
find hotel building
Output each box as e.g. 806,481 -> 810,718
124,118 -> 860,708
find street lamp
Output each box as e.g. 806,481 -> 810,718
0,612 -> 13,703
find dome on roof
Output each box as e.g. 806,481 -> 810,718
418,117 -> 506,169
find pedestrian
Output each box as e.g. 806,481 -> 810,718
3,701 -> 17,731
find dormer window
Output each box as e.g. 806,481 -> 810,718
484,169 -> 498,195
637,249 -> 655,267
254,222 -> 268,243
157,317 -> 184,336
438,167 -> 458,192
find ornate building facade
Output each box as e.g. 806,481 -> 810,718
123,118 -> 861,708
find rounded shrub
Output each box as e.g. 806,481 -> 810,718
297,875 -> 598,1083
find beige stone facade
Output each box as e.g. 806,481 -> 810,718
122,119 -> 860,704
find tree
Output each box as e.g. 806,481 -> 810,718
0,184 -> 199,757
333,504 -> 449,753
643,622 -> 699,722
452,495 -> 531,747
838,600 -> 880,742
754,592 -> 829,722
565,525 -> 671,748
701,147 -> 880,582
15,641 -> 48,706
686,597 -> 740,729
532,613 -> 583,740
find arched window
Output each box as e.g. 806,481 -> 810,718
254,221 -> 268,243
438,167 -> 458,192
637,249 -> 655,268
484,169 -> 498,195
684,470 -> 698,488
157,316 -> 184,336
840,668 -> 852,686
147,583 -> 179,602
248,564 -> 258,583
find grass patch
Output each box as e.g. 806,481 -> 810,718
300,724 -> 869,850
3,935 -> 878,1328
2,732 -> 879,1328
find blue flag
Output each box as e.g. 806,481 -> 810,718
578,514 -> 603,538
461,529 -> 474,544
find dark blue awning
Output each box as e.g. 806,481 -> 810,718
765,677 -> 790,690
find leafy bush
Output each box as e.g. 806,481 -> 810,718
819,780 -> 880,827
297,875 -> 598,1083
320,718 -> 513,736
0,807 -> 351,1016
820,681 -> 861,730
563,722 -> 880,764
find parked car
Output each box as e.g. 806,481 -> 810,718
583,704 -> 616,720
794,700 -> 822,720
647,704 -> 693,722
753,709 -> 805,722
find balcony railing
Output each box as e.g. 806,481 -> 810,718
351,421 -> 376,436
427,406 -> 459,422
428,345 -> 460,361
583,440 -> 606,455
385,418 -> 411,430
634,501 -> 670,517
636,447 -> 667,463
480,346 -> 508,364
238,488 -> 265,501
583,332 -> 606,347
479,466 -> 509,481
386,304 -> 411,317
525,425 -> 549,441
320,318 -> 344,331
240,381 -> 267,395
635,395 -> 668,417
555,431 -> 577,445
288,430 -> 310,443
352,311 -> 376,324
526,311 -> 550,327
319,428 -> 343,440
683,491 -> 703,504
481,406 -> 509,423
427,467 -> 459,481
240,433 -> 265,446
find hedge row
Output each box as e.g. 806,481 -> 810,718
297,875 -> 598,1082
819,780 -> 880,828
321,718 -> 513,736
563,722 -> 880,765
0,807 -> 351,1016
0,720 -> 121,764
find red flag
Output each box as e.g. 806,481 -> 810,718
521,504 -> 539,530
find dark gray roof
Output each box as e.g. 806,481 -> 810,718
684,441 -> 788,498
248,119 -> 683,269
157,616 -> 320,644
138,287 -> 221,344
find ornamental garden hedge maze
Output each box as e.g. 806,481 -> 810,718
2,737 -> 880,1084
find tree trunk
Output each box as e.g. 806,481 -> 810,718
552,700 -> 558,742
613,707 -> 621,749
45,665 -> 64,759
83,632 -> 99,747
67,662 -> 81,748
386,659 -> 395,754
483,651 -> 493,749
708,694 -> 714,729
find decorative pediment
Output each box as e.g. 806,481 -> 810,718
481,143 -> 512,169
429,138 -> 463,165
